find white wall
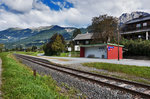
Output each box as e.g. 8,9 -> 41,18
74,45 -> 80,51
85,47 -> 107,58
67,47 -> 72,52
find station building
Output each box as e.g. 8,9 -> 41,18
80,43 -> 123,59
74,33 -> 123,59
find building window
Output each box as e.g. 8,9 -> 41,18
136,24 -> 141,28
143,22 -> 147,27
77,46 -> 80,51
77,41 -> 79,44
85,41 -> 89,44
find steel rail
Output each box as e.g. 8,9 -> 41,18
15,54 -> 150,88
15,54 -> 150,98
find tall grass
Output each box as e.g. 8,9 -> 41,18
0,52 -> 66,99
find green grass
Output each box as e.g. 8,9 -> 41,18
60,52 -> 80,57
15,51 -> 43,56
0,52 -> 67,99
15,51 -> 80,57
82,62 -> 150,79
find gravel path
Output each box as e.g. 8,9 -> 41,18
17,56 -> 138,99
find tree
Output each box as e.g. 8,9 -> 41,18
4,47 -> 9,52
68,40 -> 74,51
15,47 -> 19,51
51,35 -> 65,55
72,29 -> 81,39
26,47 -> 32,52
0,44 -> 4,52
88,15 -> 118,43
43,33 -> 66,56
19,45 -> 23,51
31,46 -> 37,52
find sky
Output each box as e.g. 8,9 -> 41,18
0,0 -> 150,30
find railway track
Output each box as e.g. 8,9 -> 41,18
15,54 -> 150,98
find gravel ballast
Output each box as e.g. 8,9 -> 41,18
17,56 -> 138,99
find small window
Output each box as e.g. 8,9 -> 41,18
77,47 -> 80,51
136,24 -> 141,28
143,22 -> 147,27
77,41 -> 79,44
85,41 -> 89,44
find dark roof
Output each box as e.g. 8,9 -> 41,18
80,43 -> 124,47
73,33 -> 93,40
126,15 -> 150,24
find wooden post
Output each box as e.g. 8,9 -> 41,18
33,69 -> 36,77
117,27 -> 120,61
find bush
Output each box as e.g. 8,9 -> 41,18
120,39 -> 150,57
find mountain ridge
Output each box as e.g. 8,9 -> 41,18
119,11 -> 149,26
0,25 -> 87,49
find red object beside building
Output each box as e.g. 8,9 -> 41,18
107,45 -> 123,59
80,43 -> 123,59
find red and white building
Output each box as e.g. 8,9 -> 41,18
80,43 -> 123,59
74,33 -> 123,59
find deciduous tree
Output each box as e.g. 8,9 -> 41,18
72,29 -> 81,39
43,33 -> 65,55
51,35 -> 65,55
88,15 -> 118,43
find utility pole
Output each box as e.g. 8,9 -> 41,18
117,27 -> 120,61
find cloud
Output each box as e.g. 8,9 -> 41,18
0,0 -> 150,30
1,0 -> 34,12
67,0 -> 143,16
32,0 -> 50,11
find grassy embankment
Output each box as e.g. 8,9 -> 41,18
0,52 -> 68,98
15,51 -> 80,58
15,51 -> 43,56
82,62 -> 150,80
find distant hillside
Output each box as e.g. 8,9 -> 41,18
0,25 -> 87,49
119,11 -> 149,26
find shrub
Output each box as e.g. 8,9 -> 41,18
120,39 -> 150,57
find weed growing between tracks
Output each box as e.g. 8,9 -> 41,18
82,62 -> 150,79
0,52 -> 67,99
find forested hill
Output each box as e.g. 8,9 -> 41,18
0,25 -> 87,49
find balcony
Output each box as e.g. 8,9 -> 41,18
121,25 -> 150,34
